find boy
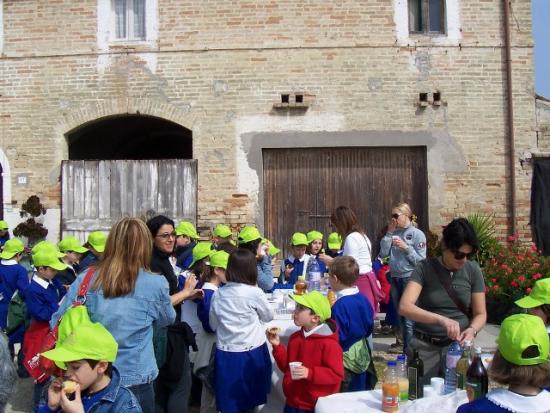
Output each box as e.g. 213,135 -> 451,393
515,278 -> 550,338
0,239 -> 29,330
76,231 -> 106,273
211,224 -> 233,249
0,220 -> 10,247
38,319 -> 142,413
328,256 -> 375,392
174,221 -> 199,270
267,291 -> 343,413
56,236 -> 88,287
279,232 -> 310,286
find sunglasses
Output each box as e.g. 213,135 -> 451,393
452,250 -> 473,260
391,213 -> 403,219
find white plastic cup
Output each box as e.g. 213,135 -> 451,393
289,361 -> 303,380
430,377 -> 444,395
423,385 -> 436,398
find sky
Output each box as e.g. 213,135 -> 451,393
533,0 -> 550,97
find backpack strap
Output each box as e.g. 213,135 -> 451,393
428,258 -> 472,319
74,267 -> 96,306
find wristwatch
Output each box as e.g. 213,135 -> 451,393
469,325 -> 478,337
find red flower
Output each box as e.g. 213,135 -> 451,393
532,273 -> 543,280
491,278 -> 497,283
530,244 -> 538,252
507,233 -> 518,242
525,287 -> 532,294
510,280 -> 519,288
518,275 -> 526,282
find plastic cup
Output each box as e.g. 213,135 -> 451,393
289,361 -> 303,380
430,377 -> 444,395
423,385 -> 436,398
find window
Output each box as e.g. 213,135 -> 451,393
408,0 -> 445,34
113,0 -> 145,40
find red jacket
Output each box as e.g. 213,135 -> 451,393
272,319 -> 344,410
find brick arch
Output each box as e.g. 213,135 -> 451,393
55,98 -> 198,158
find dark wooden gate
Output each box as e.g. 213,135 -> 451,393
263,147 -> 428,257
61,159 -> 197,242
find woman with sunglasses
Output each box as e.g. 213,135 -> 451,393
399,218 -> 487,383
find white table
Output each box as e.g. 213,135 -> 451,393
315,389 -> 469,413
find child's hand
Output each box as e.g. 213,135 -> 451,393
292,365 -> 309,380
59,383 -> 85,413
266,327 -> 281,346
47,378 -> 63,410
284,265 -> 293,280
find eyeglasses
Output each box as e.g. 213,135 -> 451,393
391,213 -> 402,219
452,250 -> 473,260
156,232 -> 176,240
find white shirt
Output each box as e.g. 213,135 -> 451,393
487,388 -> 550,413
181,300 -> 202,334
1,259 -> 17,266
343,232 -> 373,273
209,282 -> 274,352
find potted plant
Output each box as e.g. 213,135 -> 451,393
12,195 -> 48,247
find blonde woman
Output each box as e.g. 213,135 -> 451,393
51,217 -> 179,412
379,203 -> 427,353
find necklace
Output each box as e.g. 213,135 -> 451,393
439,256 -> 454,278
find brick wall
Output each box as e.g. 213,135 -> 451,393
0,0 -> 539,241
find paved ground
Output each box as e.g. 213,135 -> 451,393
6,324 -> 500,413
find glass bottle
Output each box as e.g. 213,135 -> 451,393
466,347 -> 488,402
408,350 -> 424,400
456,340 -> 473,390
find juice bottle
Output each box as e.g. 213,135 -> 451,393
382,361 -> 400,412
396,354 -> 409,401
294,276 -> 307,295
327,290 -> 337,307
456,340 -> 473,390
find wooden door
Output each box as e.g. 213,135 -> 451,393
61,159 -> 197,242
263,147 -> 428,258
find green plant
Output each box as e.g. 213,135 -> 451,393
13,195 -> 48,242
466,213 -> 502,268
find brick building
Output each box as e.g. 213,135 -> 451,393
0,0 -> 546,250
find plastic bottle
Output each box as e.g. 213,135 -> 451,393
408,349 -> 424,400
382,361 -> 400,412
466,347 -> 488,402
396,354 -> 409,401
443,341 -> 463,394
456,340 -> 473,390
306,255 -> 322,291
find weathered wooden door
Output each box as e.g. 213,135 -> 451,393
263,147 -> 428,258
61,159 -> 197,241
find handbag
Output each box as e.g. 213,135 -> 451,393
23,267 -> 96,383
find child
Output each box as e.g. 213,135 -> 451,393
24,250 -> 68,411
76,231 -> 106,273
56,236 -> 88,287
267,291 -> 344,413
306,230 -> 327,274
194,250 -> 229,413
0,239 -> 29,331
174,221 -> 199,270
0,220 -> 10,247
279,232 -> 310,286
328,256 -> 375,392
515,278 -> 550,338
457,314 -> 550,413
209,249 -> 274,413
212,224 -> 233,249
237,227 -> 274,292
38,316 -> 142,412
325,232 -> 342,258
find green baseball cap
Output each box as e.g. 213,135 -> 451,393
213,224 -> 232,238
58,236 -> 88,254
87,231 -> 107,253
175,221 -> 199,239
0,220 -> 9,230
209,250 -> 229,270
291,232 -> 308,246
31,241 -> 65,258
515,278 -> 550,309
263,239 -> 280,256
238,226 -> 262,245
42,321 -> 118,369
0,238 -> 24,259
32,250 -> 68,271
306,230 -> 323,244
189,242 -> 213,269
497,314 -> 550,366
290,291 -> 331,322
327,232 -> 342,250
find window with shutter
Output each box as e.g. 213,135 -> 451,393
113,0 -> 146,41
408,0 -> 446,34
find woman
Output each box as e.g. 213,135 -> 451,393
399,218 -> 487,382
319,206 -> 382,316
379,202 -> 427,353
51,218 -> 182,412
146,215 -> 203,413
237,226 -> 274,292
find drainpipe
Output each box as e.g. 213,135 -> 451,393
503,0 -> 517,235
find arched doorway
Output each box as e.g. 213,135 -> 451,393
66,114 -> 192,160
61,115 -> 197,241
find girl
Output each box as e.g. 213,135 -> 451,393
306,230 -> 327,274
209,249 -> 274,413
457,314 -> 550,413
379,202 -> 427,353
319,206 -> 383,316
194,250 -> 229,413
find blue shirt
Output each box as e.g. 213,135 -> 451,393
331,289 -> 374,352
38,366 -> 142,413
0,260 -> 29,313
279,255 -> 308,285
26,275 -> 66,322
51,269 -> 176,387
196,284 -> 217,333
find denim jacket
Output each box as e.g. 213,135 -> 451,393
51,269 -> 176,387
38,366 -> 142,413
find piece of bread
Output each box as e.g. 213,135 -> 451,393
62,380 -> 78,395
266,326 -> 281,337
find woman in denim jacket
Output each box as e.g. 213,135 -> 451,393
51,218 -> 177,413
